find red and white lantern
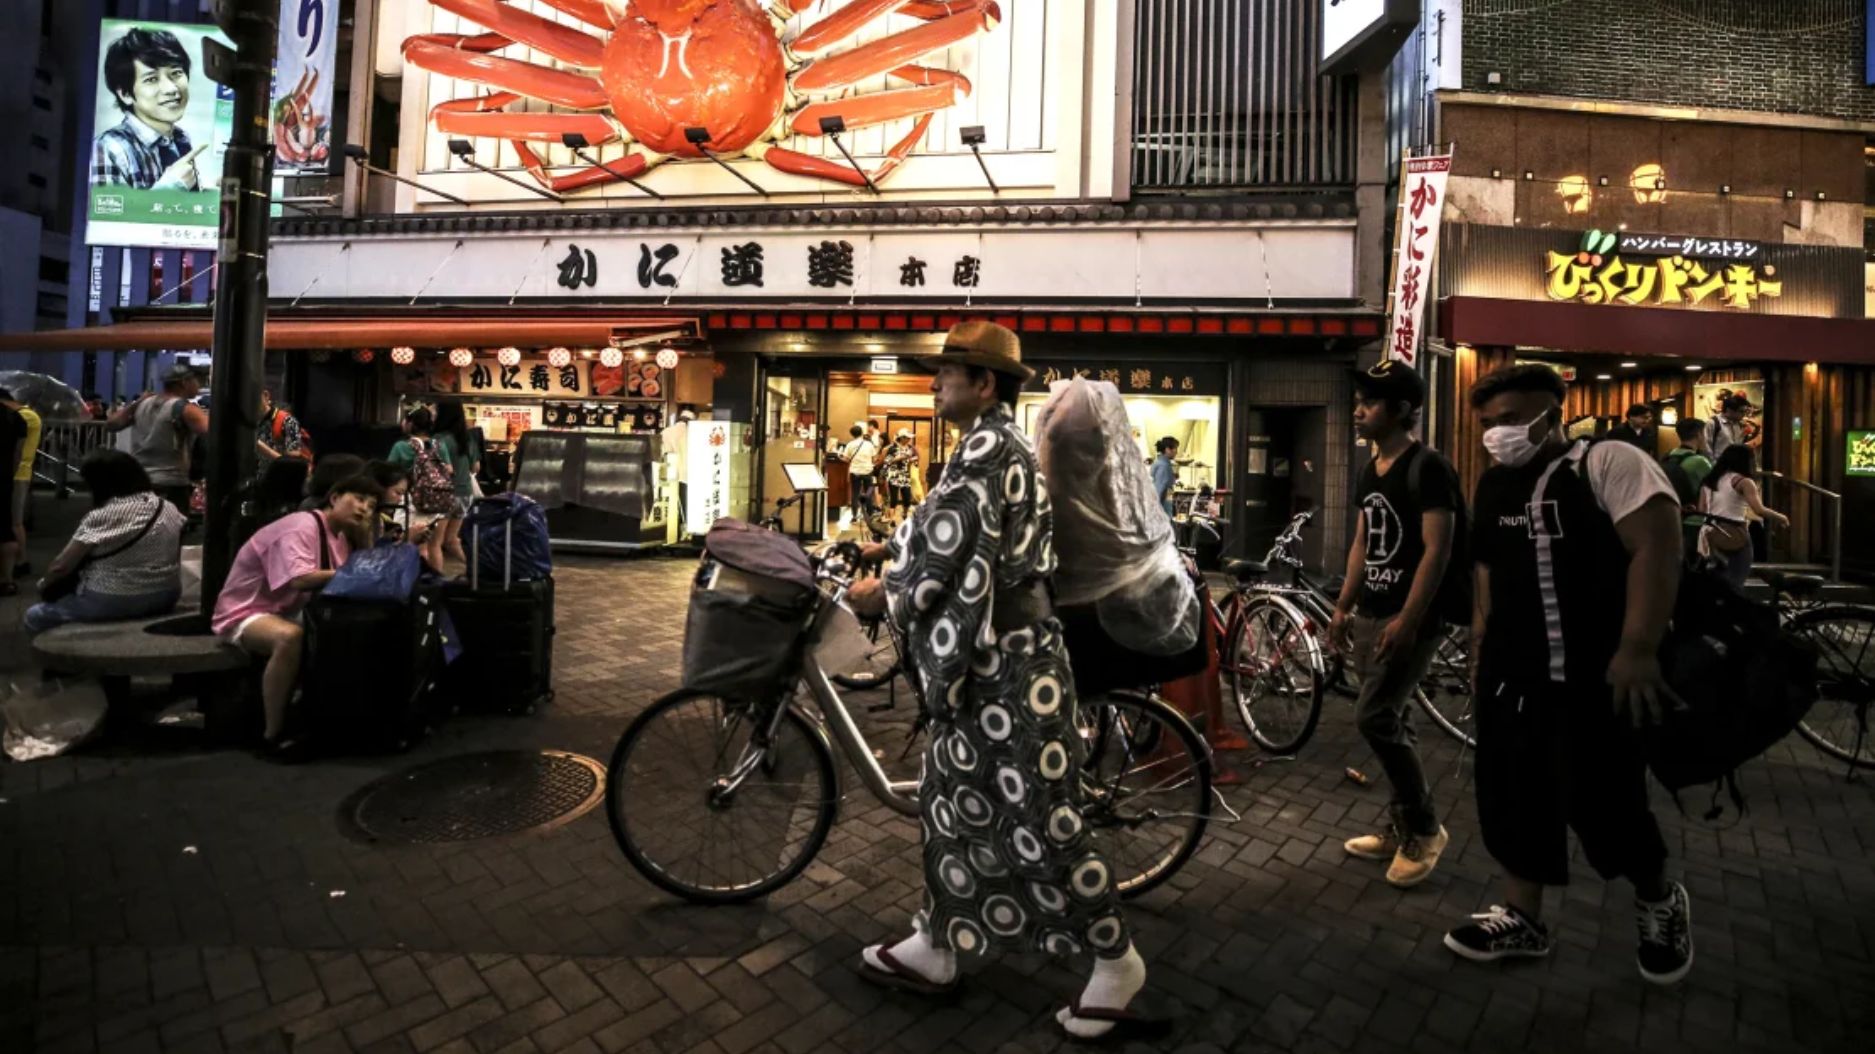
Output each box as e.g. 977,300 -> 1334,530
655,348 -> 680,370
497,346 -> 522,368
599,348 -> 623,368
546,347 -> 572,368
448,347 -> 474,368
390,346 -> 416,365
353,349 -> 376,364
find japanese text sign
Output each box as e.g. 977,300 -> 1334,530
1385,154 -> 1451,366
686,421 -> 733,530
1849,431 -> 1875,478
1544,231 -> 1783,311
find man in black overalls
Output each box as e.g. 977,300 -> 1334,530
1447,365 -> 1694,986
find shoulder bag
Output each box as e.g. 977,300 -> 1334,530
40,498 -> 167,603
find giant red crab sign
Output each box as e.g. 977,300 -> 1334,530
403,0 -> 1002,194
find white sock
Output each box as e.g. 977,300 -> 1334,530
1055,942 -> 1147,1038
861,925 -> 957,985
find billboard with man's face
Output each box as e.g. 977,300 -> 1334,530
86,20 -> 235,250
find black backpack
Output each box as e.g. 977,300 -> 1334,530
1649,566 -> 1819,818
1661,449 -> 1701,510
1405,445 -> 1473,626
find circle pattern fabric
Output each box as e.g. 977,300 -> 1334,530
884,404 -> 1127,961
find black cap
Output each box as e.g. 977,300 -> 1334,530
1352,359 -> 1426,408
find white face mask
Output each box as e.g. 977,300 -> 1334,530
1482,415 -> 1551,467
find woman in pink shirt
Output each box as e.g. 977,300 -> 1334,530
212,473 -> 382,756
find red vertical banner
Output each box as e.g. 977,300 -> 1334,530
1385,153 -> 1453,366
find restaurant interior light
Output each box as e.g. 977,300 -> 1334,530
1685,365 -> 1704,372
1619,361 -> 1639,369
1596,374 -> 1613,381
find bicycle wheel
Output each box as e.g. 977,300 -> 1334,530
1077,692 -> 1212,899
1225,597 -> 1325,754
606,689 -> 840,903
1787,607 -> 1875,769
829,617 -> 902,691
1414,625 -> 1476,749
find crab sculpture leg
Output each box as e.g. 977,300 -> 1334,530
403,0 -> 668,193
752,0 -> 1002,187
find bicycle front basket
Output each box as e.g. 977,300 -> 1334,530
681,557 -> 818,701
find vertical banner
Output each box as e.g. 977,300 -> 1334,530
272,0 -> 338,175
1384,153 -> 1452,366
685,420 -> 734,531
86,21 -> 236,249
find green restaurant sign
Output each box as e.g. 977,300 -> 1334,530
1848,431 -> 1875,477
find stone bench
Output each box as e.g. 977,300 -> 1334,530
30,612 -> 258,741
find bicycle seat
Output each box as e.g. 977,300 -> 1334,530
1225,559 -> 1269,582
1760,570 -> 1826,598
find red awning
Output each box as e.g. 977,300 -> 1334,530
0,314 -> 701,352
1440,296 -> 1875,366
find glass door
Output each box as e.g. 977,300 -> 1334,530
757,368 -> 826,538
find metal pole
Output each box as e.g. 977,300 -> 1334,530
201,0 -> 279,611
1832,494 -> 1843,583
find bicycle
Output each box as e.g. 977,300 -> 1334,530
1756,569 -> 1874,771
605,544 -> 1216,903
1200,510 -> 1474,754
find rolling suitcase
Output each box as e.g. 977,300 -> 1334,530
441,506 -> 555,714
302,587 -> 450,751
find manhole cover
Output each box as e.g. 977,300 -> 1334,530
341,750 -> 606,845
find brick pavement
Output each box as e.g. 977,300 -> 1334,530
2,530 -> 1873,1054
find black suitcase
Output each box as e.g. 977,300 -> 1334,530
302,588 -> 450,751
439,509 -> 555,714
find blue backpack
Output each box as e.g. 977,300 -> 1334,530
466,494 -> 552,585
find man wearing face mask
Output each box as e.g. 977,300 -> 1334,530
1447,364 -> 1693,987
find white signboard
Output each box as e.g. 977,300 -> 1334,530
272,225 -> 1358,304
1385,153 -> 1452,366
686,420 -> 733,531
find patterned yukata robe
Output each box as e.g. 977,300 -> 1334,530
884,403 -> 1130,960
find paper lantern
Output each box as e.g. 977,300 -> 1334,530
390,346 -> 416,365
599,347 -> 623,368
353,349 -> 376,364
448,347 -> 474,368
497,346 -> 522,367
655,348 -> 680,370
547,347 -> 572,368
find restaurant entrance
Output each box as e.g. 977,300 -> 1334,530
756,356 -> 949,539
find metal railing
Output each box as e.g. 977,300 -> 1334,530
1760,470 -> 1843,582
31,421 -> 113,498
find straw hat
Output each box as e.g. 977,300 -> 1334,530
915,321 -> 1033,381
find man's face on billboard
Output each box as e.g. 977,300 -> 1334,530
120,59 -> 189,130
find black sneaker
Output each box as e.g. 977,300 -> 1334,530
1635,881 -> 1694,985
1443,905 -> 1552,962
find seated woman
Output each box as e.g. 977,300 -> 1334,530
26,450 -> 186,633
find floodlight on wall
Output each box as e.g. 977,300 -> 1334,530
559,133 -> 663,199
341,144 -> 468,206
447,139 -> 563,202
960,125 -> 999,193
683,127 -> 768,195
816,115 -> 879,195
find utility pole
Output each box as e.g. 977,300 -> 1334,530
200,0 -> 278,610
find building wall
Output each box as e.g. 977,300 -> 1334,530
1460,0 -> 1875,121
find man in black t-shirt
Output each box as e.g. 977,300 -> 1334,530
1330,360 -> 1465,887
1446,364 -> 1692,986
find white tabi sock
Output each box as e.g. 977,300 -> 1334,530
1056,942 -> 1147,1038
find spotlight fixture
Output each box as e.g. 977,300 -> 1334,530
447,138 -> 562,202
959,125 -> 998,193
341,144 -> 467,205
559,132 -> 663,199
817,115 -> 879,194
683,127 -> 769,195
